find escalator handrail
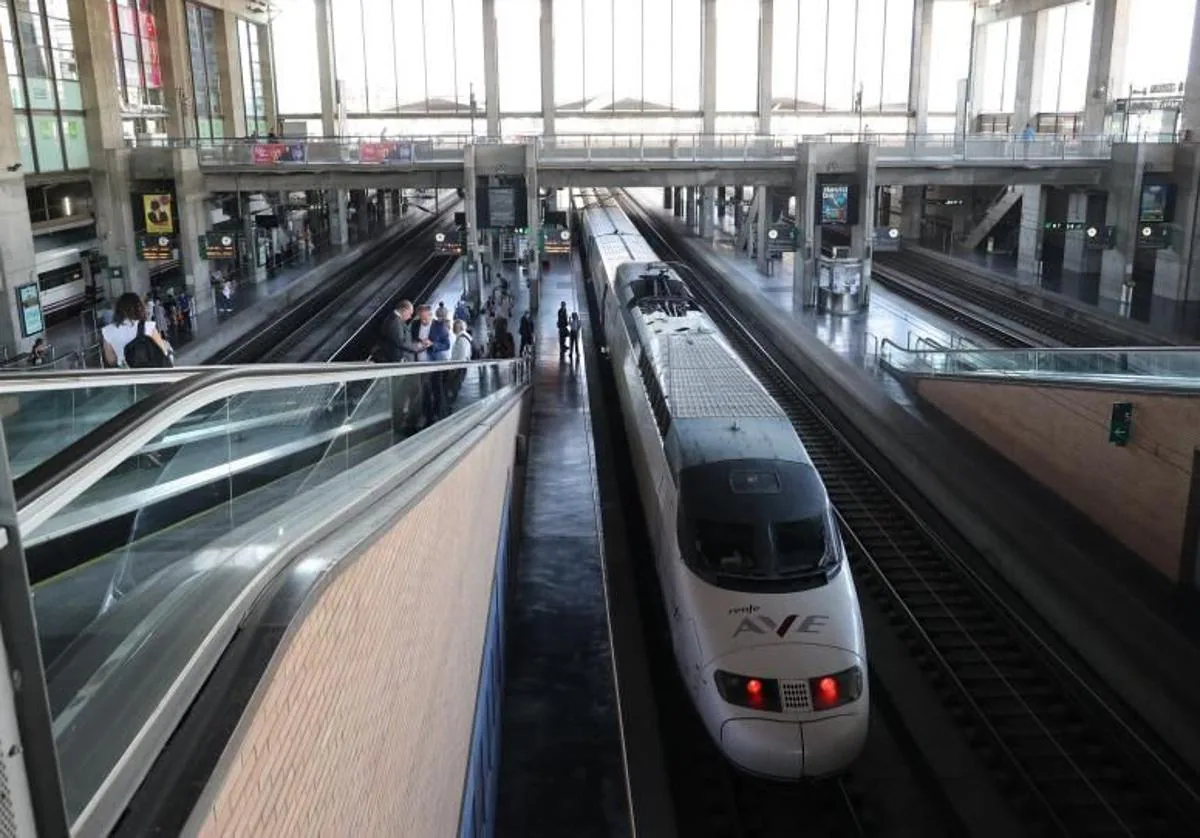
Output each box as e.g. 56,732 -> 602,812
0,367 -> 199,393
15,358 -> 530,537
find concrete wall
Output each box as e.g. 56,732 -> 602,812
189,404 -> 522,837
915,378 -> 1200,582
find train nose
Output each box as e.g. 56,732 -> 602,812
720,719 -> 803,779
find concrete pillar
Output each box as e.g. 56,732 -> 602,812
315,0 -> 338,136
327,189 -> 348,246
901,186 -> 924,240
463,146 -> 483,305
1100,143 -> 1147,308
1183,0 -> 1200,135
663,188 -> 673,210
152,0 -> 195,139
172,151 -> 212,312
241,194 -> 266,282
755,187 -> 770,276
908,0 -> 934,135
1062,191 -> 1103,276
540,0 -> 555,137
1151,144 -> 1200,328
672,187 -> 683,218
685,187 -> 697,230
69,0 -> 145,296
525,144 -> 541,307
353,190 -> 370,239
259,18 -> 279,134
1012,11 -> 1048,133
717,186 -> 727,218
1017,185 -> 1045,276
482,0 -> 501,136
793,149 -> 820,309
1084,0 -> 1130,135
756,0 -> 773,135
849,144 -> 878,305
967,22 -> 990,128
0,35 -> 38,355
216,10 -> 247,138
733,186 -> 745,235
701,0 -> 717,135
699,189 -> 714,238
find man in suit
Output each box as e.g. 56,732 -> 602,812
378,300 -> 427,439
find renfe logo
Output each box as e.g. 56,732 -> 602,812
733,614 -> 829,638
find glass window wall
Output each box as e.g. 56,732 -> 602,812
1036,2 -> 1093,116
1123,0 -> 1197,94
1,0 -> 88,172
109,0 -> 163,114
715,0 -> 757,113
271,0 -> 320,116
239,19 -> 268,135
186,2 -> 223,139
926,0 -> 971,116
496,0 -> 539,114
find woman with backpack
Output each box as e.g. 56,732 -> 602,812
101,292 -> 173,368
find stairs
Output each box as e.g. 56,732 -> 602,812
960,186 -> 1022,251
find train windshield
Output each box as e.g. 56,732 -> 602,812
679,460 -> 839,593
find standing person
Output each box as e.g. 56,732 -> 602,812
556,301 -> 569,356
518,311 -> 535,356
409,304 -> 445,422
101,292 -> 172,368
430,310 -> 453,361
378,299 -> 424,363
448,319 -> 473,405
491,317 -> 516,359
454,297 -> 470,323
435,300 -> 448,321
569,311 -> 581,360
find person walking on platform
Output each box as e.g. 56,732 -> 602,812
569,311 -> 581,361
556,301 -> 569,357
454,297 -> 470,323
435,300 -> 448,322
518,311 -> 535,356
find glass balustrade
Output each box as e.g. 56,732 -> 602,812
879,341 -> 1200,390
13,358 -> 527,830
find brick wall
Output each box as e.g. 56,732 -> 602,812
917,378 -> 1199,581
190,405 -> 521,837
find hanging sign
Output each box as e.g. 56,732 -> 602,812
16,283 -> 44,337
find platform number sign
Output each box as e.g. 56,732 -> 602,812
1109,402 -> 1133,446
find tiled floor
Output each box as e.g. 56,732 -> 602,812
496,256 -> 629,838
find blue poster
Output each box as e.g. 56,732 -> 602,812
17,283 -> 44,337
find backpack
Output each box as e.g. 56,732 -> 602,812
125,320 -> 172,368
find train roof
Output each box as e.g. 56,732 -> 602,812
662,333 -> 785,421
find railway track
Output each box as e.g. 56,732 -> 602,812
874,252 -> 1164,349
623,193 -> 1200,837
209,202 -> 460,363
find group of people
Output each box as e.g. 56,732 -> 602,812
556,301 -> 582,360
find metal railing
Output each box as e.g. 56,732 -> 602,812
155,131 -> 1144,169
879,341 -> 1200,390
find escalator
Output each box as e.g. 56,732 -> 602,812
1,357 -> 531,836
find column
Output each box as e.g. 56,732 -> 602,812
756,0 -> 773,135
849,144 -> 878,305
1012,12 -> 1047,133
464,146 -> 484,305
540,0 -> 555,137
0,36 -> 39,354
908,0 -> 934,135
352,191 -> 370,239
69,0 -> 146,296
966,21 -> 990,129
152,0 -> 195,139
216,11 -> 247,138
259,18 -> 279,133
701,0 -> 717,135
327,190 -> 348,246
733,186 -> 744,236
673,187 -> 684,218
315,0 -> 338,137
1100,143 -> 1147,309
1183,0 -> 1200,135
1152,144 -> 1200,328
482,0 -> 501,136
699,190 -> 714,238
717,186 -> 727,219
241,194 -> 266,282
1062,191 -> 1102,276
685,187 -> 697,230
663,188 -> 673,211
901,186 -> 924,240
1016,185 -> 1045,276
755,187 -> 770,276
793,148 -> 819,309
1084,0 -> 1130,135
172,151 -> 212,312
525,144 -> 541,309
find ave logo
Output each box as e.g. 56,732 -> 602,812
733,613 -> 829,638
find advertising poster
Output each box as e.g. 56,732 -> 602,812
143,193 -> 174,234
16,283 -> 44,337
359,141 -> 414,163
821,184 -> 849,224
251,142 -> 307,164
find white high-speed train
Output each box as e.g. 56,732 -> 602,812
572,188 -> 868,779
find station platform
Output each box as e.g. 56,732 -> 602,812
631,191 -> 1200,777
495,255 -> 629,836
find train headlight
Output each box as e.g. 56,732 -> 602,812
714,670 -> 783,712
809,666 -> 863,711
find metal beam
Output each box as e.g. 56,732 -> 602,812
908,0 -> 934,135
482,0 -> 501,136
540,0 -> 554,137
757,0 -> 773,134
701,0 -> 717,134
974,0 -> 1073,26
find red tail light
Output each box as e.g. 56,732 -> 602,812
714,670 -> 782,712
809,667 -> 863,711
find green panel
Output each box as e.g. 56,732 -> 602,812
14,115 -> 36,172
61,115 -> 88,169
31,114 -> 64,173
56,79 -> 81,110
24,76 -> 57,110
8,74 -> 24,108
